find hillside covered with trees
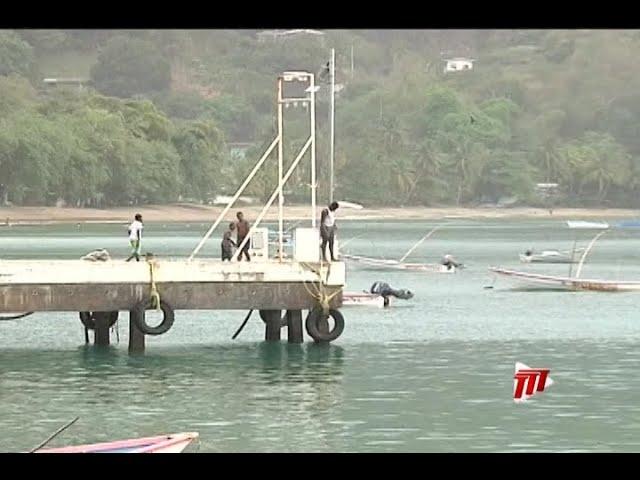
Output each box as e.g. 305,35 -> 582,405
2,29 -> 640,208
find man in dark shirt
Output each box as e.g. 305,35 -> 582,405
221,223 -> 236,261
235,211 -> 251,261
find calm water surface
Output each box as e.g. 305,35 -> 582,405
1,219 -> 639,452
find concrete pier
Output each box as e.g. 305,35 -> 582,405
0,260 -> 344,311
0,259 -> 345,351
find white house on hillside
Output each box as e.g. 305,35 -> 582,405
444,58 -> 474,73
257,30 -> 325,42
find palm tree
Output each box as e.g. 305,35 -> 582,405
404,140 -> 444,204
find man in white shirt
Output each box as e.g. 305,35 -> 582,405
320,201 -> 339,262
126,213 -> 144,262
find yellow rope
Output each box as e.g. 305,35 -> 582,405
147,256 -> 161,311
300,261 -> 340,315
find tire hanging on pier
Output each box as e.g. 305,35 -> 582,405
79,311 -> 119,330
258,310 -> 288,328
305,307 -> 345,343
131,299 -> 175,336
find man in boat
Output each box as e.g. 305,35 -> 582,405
221,222 -> 237,261
235,211 -> 251,261
441,254 -> 461,270
125,213 -> 143,262
320,201 -> 339,262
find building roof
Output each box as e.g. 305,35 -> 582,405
43,78 -> 90,84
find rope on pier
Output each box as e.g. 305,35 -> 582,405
300,261 -> 340,315
146,256 -> 161,311
112,318 -> 120,344
0,312 -> 34,321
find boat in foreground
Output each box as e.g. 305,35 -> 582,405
343,292 -> 386,307
489,267 -> 640,292
35,432 -> 199,453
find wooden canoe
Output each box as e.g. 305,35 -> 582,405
489,267 -> 640,292
35,432 -> 199,453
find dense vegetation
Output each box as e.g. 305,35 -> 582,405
2,29 -> 640,208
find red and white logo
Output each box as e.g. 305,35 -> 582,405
513,362 -> 553,402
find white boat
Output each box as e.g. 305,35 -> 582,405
519,249 -> 583,264
337,201 -> 364,210
341,254 -> 456,273
489,267 -> 640,292
342,292 -> 386,307
341,226 -> 459,273
566,220 -> 609,230
494,220 -> 628,292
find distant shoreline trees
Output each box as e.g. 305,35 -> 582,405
1,29 -> 640,208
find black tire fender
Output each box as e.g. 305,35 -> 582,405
131,299 -> 175,336
305,308 -> 345,343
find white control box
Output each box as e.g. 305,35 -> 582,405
249,227 -> 269,261
293,227 -> 320,262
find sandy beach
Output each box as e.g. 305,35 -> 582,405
0,204 -> 638,225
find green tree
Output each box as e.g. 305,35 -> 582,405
0,31 -> 35,78
18,30 -> 69,53
131,140 -> 182,204
0,74 -> 37,116
0,112 -> 63,205
91,35 -> 171,98
172,120 -> 226,201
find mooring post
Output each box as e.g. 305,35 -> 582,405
286,310 -> 303,344
265,311 -> 281,342
93,313 -> 111,346
128,310 -> 146,353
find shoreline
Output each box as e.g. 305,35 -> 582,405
0,204 -> 638,225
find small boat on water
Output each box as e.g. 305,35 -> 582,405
341,226 -> 460,273
343,292 -> 386,307
343,282 -> 413,307
35,432 -> 199,453
491,220 -> 634,292
519,249 -> 583,264
566,220 -> 609,230
489,267 -> 640,292
341,254 -> 457,273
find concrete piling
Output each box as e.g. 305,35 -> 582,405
286,310 -> 303,343
93,312 -> 111,346
128,310 -> 146,353
265,311 -> 282,341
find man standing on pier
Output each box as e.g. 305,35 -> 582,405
235,211 -> 251,261
221,222 -> 237,261
320,202 -> 339,262
126,213 -> 144,262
